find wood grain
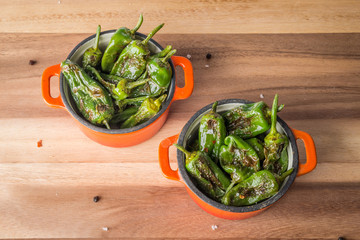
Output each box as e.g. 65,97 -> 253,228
1,0 -> 360,34
1,31 -> 360,239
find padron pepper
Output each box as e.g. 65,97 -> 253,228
101,14 -> 143,73
174,144 -> 231,201
130,46 -> 174,98
116,96 -> 149,112
263,94 -> 289,176
245,138 -> 265,161
222,170 -> 279,206
120,94 -> 167,128
110,23 -> 164,80
223,101 -> 284,139
219,135 -> 260,183
110,106 -> 139,126
82,25 -> 102,68
86,66 -> 150,102
199,101 -> 226,163
61,59 -> 114,129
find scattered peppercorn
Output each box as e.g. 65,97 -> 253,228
338,237 -> 345,240
29,60 -> 37,65
93,196 -> 100,202
206,53 -> 212,59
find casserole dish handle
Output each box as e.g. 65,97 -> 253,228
159,134 -> 181,181
41,64 -> 65,109
171,56 -> 194,102
292,128 -> 317,176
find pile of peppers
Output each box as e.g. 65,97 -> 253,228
61,15 -> 175,129
175,95 -> 294,206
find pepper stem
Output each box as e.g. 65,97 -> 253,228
161,49 -> 177,63
103,120 -> 110,129
94,25 -> 101,51
173,144 -> 190,158
270,94 -> 279,134
154,94 -> 167,107
126,78 -> 151,90
157,45 -> 172,58
212,101 -> 218,113
131,13 -> 143,34
277,168 -> 294,183
142,23 -> 164,45
225,181 -> 236,194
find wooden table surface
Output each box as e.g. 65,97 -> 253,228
1,1 -> 360,239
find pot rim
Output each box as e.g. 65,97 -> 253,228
59,30 -> 175,134
177,99 -> 299,213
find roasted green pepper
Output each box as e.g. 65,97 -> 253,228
174,144 -> 230,201
82,25 -> 102,68
115,96 -> 149,112
219,135 -> 260,183
113,78 -> 151,100
101,14 -> 143,73
61,59 -> 114,129
86,66 -> 150,101
222,170 -> 279,206
263,94 -> 289,175
110,23 -> 164,80
223,101 -> 284,138
199,101 -> 226,163
245,138 -> 265,161
120,94 -> 167,128
146,49 -> 176,88
110,106 -> 139,125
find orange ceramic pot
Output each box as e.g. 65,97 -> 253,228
159,99 -> 317,220
42,31 -> 193,147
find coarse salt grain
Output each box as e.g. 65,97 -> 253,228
211,225 -> 218,230
102,227 -> 109,231
205,64 -> 209,68
186,54 -> 191,59
260,93 -> 264,99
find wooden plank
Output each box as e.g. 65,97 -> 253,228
0,182 -> 358,239
1,0 -> 360,34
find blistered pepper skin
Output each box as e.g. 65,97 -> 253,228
263,94 -> 289,176
101,14 -> 143,73
120,94 -> 166,128
222,170 -> 279,206
61,60 -> 114,129
199,101 -> 227,163
111,23 -> 164,80
174,144 -> 231,201
219,135 -> 260,183
245,138 -> 265,161
82,25 -> 103,69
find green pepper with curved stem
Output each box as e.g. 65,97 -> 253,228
110,23 -> 164,80
174,144 -> 231,201
222,170 -> 279,206
120,94 -> 167,128
130,47 -> 175,98
245,138 -> 265,161
199,101 -> 226,163
61,59 -> 114,129
219,135 -> 260,183
101,14 -> 143,73
263,94 -> 289,175
146,49 -> 176,88
115,96 -> 148,112
82,25 -> 102,68
223,101 -> 284,139
113,78 -> 151,100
